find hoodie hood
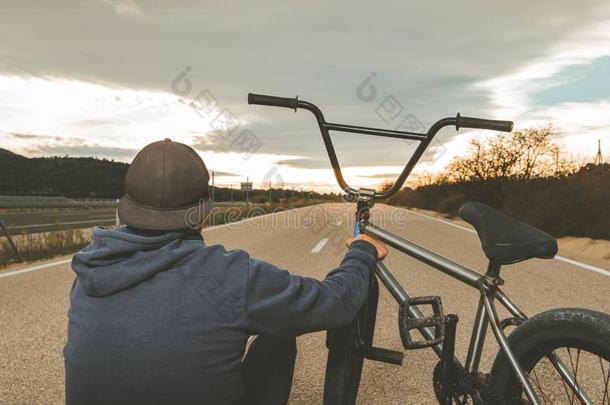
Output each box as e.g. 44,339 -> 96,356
72,227 -> 203,297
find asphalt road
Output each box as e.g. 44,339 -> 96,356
0,203 -> 608,404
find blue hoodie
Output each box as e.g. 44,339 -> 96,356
64,226 -> 377,405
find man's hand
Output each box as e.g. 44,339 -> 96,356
344,234 -> 388,260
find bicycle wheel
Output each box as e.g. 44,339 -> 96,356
488,308 -> 610,404
323,276 -> 379,405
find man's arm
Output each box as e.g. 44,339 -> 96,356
244,238 -> 383,337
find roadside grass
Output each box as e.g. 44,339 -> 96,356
0,229 -> 91,267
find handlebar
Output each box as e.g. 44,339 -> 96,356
248,93 -> 299,111
248,92 -> 513,200
456,113 -> 513,132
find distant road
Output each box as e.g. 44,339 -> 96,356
0,203 -> 608,404
0,202 -> 264,234
0,208 -> 117,234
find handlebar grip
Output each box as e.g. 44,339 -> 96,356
248,93 -> 299,111
456,113 -> 513,132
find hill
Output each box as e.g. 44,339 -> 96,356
0,149 -> 129,198
0,149 -> 338,202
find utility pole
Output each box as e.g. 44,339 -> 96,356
595,139 -> 604,165
230,184 -> 233,202
211,171 -> 215,201
268,180 -> 272,203
0,219 -> 23,263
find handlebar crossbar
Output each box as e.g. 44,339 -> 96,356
248,92 -> 513,199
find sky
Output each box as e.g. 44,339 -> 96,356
1,0 -> 610,192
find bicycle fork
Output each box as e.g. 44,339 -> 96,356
492,289 -> 594,405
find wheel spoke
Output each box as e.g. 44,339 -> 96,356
566,347 -> 582,405
531,368 -> 554,405
555,351 -> 573,400
600,356 -> 610,405
572,349 -> 580,401
567,347 -> 575,404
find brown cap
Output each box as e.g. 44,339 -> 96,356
118,139 -> 213,230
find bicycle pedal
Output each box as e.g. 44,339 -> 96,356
398,296 -> 446,350
365,346 -> 404,366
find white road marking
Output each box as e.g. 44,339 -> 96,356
203,208 -> 298,231
406,208 -> 610,277
311,238 -> 329,253
555,256 -> 610,277
408,210 -> 475,234
0,258 -> 72,279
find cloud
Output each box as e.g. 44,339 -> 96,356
0,74 -> 211,155
96,0 -> 143,17
190,131 -> 241,154
25,142 -> 139,160
2,1 -> 610,190
525,100 -> 610,161
67,117 -> 132,129
273,158 -> 328,169
209,170 -> 239,177
7,131 -> 139,160
474,18 -> 610,119
358,172 -> 401,179
10,132 -> 65,141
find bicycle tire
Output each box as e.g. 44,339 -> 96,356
488,307 -> 610,402
323,276 -> 379,405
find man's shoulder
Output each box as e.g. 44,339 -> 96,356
194,243 -> 251,268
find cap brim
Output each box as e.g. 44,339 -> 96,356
118,197 -> 214,230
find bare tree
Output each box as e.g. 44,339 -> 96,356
443,125 -> 575,183
410,171 -> 439,188
378,180 -> 393,193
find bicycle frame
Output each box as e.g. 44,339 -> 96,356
247,93 -> 591,405
363,223 -> 592,405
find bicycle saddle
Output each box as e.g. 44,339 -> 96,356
459,201 -> 558,265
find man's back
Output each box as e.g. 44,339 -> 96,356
65,227 -> 252,404
64,226 -> 378,404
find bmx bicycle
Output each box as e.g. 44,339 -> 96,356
248,92 -> 610,404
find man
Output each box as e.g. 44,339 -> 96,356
64,139 -> 387,405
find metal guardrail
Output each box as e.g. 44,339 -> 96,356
0,197 -> 262,209
0,196 -> 119,209
6,218 -> 118,235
